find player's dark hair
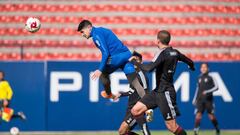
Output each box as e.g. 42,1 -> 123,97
157,30 -> 171,45
77,20 -> 92,31
201,62 -> 209,67
132,51 -> 142,61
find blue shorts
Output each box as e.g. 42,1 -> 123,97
103,51 -> 135,75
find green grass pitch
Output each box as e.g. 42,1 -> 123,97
3,130 -> 240,135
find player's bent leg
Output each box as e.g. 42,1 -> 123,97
99,73 -> 111,94
11,111 -> 27,120
194,112 -> 202,135
165,119 -> 179,133
118,121 -> 139,135
165,119 -> 187,135
99,73 -> 117,99
131,101 -> 148,117
208,113 -> 220,135
126,72 -> 145,98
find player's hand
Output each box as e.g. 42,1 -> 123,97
192,101 -> 197,106
129,56 -> 137,62
91,70 -> 102,80
3,100 -> 9,107
188,65 -> 195,71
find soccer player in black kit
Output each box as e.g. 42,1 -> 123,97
130,30 -> 195,135
113,51 -> 152,135
192,63 -> 220,135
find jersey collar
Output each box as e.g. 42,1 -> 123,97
90,26 -> 95,37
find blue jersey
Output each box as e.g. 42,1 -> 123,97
90,27 -> 130,71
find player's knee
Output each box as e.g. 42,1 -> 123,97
131,102 -> 147,117
131,107 -> 139,117
196,113 -> 202,119
208,113 -> 215,120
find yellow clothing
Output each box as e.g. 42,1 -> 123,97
0,81 -> 13,100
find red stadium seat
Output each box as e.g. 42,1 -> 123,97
0,2 -> 239,61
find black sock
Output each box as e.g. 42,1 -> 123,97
174,126 -> 187,135
141,123 -> 151,135
126,131 -> 139,135
11,114 -> 21,119
99,74 -> 111,95
211,118 -> 220,131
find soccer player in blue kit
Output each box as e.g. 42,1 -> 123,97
77,20 -> 145,99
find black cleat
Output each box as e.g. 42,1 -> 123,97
194,131 -> 198,135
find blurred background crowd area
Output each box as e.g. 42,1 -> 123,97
0,0 -> 239,61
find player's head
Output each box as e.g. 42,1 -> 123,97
200,62 -> 209,74
0,71 -> 4,81
156,30 -> 171,48
77,20 -> 92,39
132,51 -> 143,63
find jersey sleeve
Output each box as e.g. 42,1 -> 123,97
177,51 -> 195,71
203,76 -> 218,94
93,35 -> 109,72
131,53 -> 163,72
3,81 -> 13,100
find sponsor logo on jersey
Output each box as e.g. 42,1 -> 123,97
166,113 -> 171,119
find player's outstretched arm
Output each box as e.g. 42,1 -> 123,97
178,51 -> 195,71
91,35 -> 109,80
129,54 -> 162,72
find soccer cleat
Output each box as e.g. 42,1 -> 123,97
145,109 -> 153,122
18,111 -> 26,120
216,129 -> 220,135
194,130 -> 199,135
100,91 -> 115,99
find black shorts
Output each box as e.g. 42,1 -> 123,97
195,100 -> 214,114
140,86 -> 180,121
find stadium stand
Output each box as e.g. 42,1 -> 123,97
0,0 -> 239,61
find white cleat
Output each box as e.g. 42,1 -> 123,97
18,111 -> 26,120
145,109 -> 153,122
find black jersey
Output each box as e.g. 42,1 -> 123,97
132,46 -> 195,92
193,73 -> 218,103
